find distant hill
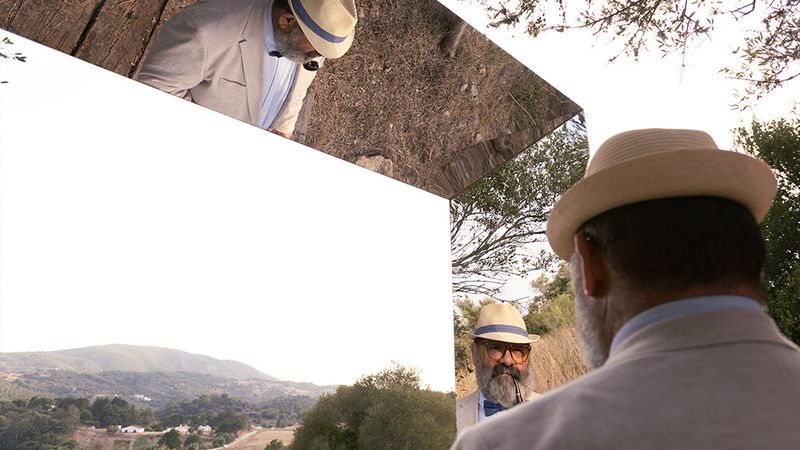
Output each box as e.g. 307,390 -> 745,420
0,344 -> 276,381
3,369 -> 334,408
0,344 -> 336,408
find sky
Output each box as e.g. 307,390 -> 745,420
0,34 -> 455,392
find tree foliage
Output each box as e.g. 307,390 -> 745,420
526,263 -> 576,335
265,439 -> 286,450
451,123 -> 588,297
290,365 -> 455,450
183,433 -> 203,449
158,429 -> 182,449
157,394 -> 250,433
0,36 -> 27,84
737,115 -> 800,343
0,397 -> 80,450
484,0 -> 800,98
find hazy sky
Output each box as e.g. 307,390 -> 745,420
0,34 -> 455,391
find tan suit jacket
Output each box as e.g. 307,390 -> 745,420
456,388 -> 541,436
136,0 -> 315,134
452,309 -> 800,449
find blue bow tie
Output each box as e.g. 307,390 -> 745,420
483,400 -> 506,417
269,50 -> 283,58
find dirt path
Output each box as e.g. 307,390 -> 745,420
223,428 -> 295,450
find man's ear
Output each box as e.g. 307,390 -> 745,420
574,233 -> 610,298
276,11 -> 297,30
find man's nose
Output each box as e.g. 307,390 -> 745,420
500,349 -> 515,365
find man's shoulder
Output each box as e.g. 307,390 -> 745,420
181,0 -> 260,16
455,390 -> 478,409
452,385 -> 577,449
525,390 -> 542,401
171,0 -> 262,32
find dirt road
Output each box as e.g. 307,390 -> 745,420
224,428 -> 295,450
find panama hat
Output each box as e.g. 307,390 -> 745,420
468,303 -> 540,344
288,0 -> 357,59
546,128 -> 777,260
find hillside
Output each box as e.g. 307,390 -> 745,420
0,345 -> 336,408
0,344 -> 275,380
3,369 -> 334,408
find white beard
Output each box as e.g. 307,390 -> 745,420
274,25 -> 314,63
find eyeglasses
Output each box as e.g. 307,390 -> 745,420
477,339 -> 531,364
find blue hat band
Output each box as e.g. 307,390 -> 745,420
291,0 -> 349,44
475,324 -> 529,337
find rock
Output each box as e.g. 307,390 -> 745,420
355,155 -> 394,177
470,83 -> 479,97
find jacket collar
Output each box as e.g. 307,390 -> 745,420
608,308 -> 797,366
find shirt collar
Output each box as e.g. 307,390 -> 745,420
610,295 -> 764,354
265,0 -> 278,54
477,391 -> 487,420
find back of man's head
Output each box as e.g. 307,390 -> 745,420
578,196 -> 766,297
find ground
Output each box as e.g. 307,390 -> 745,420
72,427 -> 164,450
224,428 -> 295,450
69,426 -> 292,450
302,0 -> 579,196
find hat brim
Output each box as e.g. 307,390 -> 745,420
546,149 -> 777,260
468,331 -> 541,344
288,2 -> 355,59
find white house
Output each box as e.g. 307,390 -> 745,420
122,426 -> 145,433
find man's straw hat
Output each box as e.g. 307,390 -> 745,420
546,128 -> 777,260
468,303 -> 540,344
288,0 -> 357,59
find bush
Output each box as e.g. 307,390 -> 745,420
526,264 -> 575,335
264,439 -> 285,450
290,365 -> 455,450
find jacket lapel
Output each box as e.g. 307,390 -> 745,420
239,0 -> 268,125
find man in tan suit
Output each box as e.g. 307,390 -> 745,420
137,0 -> 356,138
456,303 -> 540,435
453,129 -> 800,449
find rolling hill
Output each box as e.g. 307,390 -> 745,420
0,344 -> 336,407
0,344 -> 275,380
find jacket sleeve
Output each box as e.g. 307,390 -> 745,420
270,67 -> 317,135
136,9 -> 207,101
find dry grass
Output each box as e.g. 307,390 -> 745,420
528,326 -> 590,393
305,0 -> 558,191
455,326 -> 589,398
225,428 -> 295,450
